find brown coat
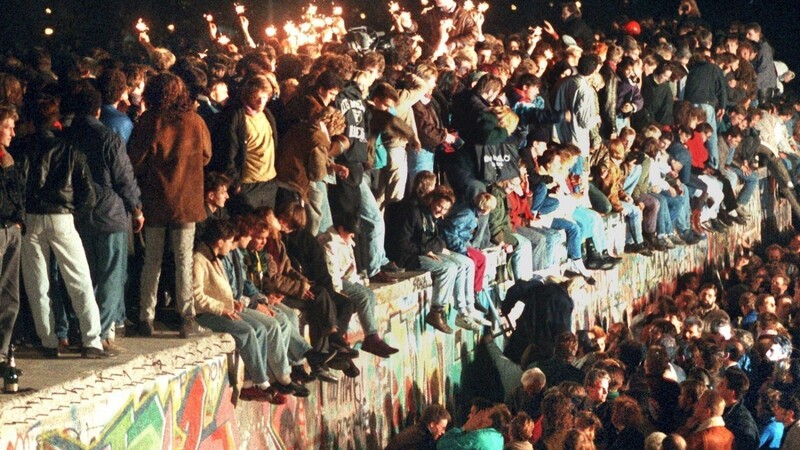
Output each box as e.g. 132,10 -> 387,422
592,159 -> 624,212
275,122 -> 329,200
129,110 -> 211,225
686,425 -> 734,450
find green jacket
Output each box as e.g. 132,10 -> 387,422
488,185 -> 519,247
437,428 -> 504,450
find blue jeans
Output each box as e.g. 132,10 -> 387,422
508,232 -> 533,281
197,309 -> 289,384
623,165 -> 642,195
81,230 -> 128,340
307,180 -> 332,236
654,194 -> 673,235
727,167 -> 759,206
551,218 -> 582,260
530,184 -> 560,216
695,103 -> 719,169
407,149 -> 435,193
341,280 -> 378,336
140,224 -> 196,322
620,201 -> 644,244
22,214 -> 103,350
270,302 -> 311,365
658,190 -> 691,234
359,174 -> 390,276
440,252 -> 474,313
572,206 -> 607,253
418,253 -> 458,309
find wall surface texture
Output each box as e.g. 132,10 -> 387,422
1,178 -> 792,450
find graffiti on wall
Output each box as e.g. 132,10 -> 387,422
2,356 -> 237,450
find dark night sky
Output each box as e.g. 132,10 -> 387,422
1,0 -> 799,70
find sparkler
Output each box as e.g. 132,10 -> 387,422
45,7 -> 52,14
332,6 -> 343,15
135,18 -> 149,33
217,34 -> 231,45
234,3 -> 246,15
306,4 -> 318,16
477,2 -> 489,13
265,25 -> 277,37
463,0 -> 474,11
388,1 -> 400,13
44,27 -> 54,36
167,24 -> 175,32
204,13 -> 214,22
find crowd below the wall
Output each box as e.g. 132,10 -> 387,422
0,0 -> 799,447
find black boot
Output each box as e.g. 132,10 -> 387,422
584,238 -> 608,270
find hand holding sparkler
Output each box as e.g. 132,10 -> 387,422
135,18 -> 149,33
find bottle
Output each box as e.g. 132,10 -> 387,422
4,344 -> 19,393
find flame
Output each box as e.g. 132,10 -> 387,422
135,18 -> 149,32
44,27 -> 54,36
167,24 -> 175,32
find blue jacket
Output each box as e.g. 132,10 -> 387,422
65,115 -> 141,234
100,104 -> 134,144
441,203 -> 479,255
759,417 -> 784,449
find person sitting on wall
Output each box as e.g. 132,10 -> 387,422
192,218 -> 309,403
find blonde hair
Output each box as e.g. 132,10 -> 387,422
475,192 -> 498,212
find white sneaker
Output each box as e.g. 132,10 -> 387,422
455,314 -> 482,332
469,310 -> 493,327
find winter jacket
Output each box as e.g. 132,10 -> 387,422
209,101 -> 278,187
193,244 -> 235,316
380,74 -> 426,151
335,82 -> 371,168
641,74 -> 674,126
413,100 -> 448,151
487,185 -> 519,247
684,60 -> 728,109
441,203 -> 479,255
21,130 -> 96,215
275,121 -> 329,200
599,62 -> 619,139
385,197 -> 445,270
66,115 -> 141,234
129,109 -> 211,225
437,427 -> 504,450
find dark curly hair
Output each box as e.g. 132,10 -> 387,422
143,72 -> 191,116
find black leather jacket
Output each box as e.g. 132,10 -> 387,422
20,130 -> 96,215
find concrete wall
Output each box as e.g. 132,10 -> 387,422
1,177 -> 792,450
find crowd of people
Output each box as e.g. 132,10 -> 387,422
0,0 -> 799,446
